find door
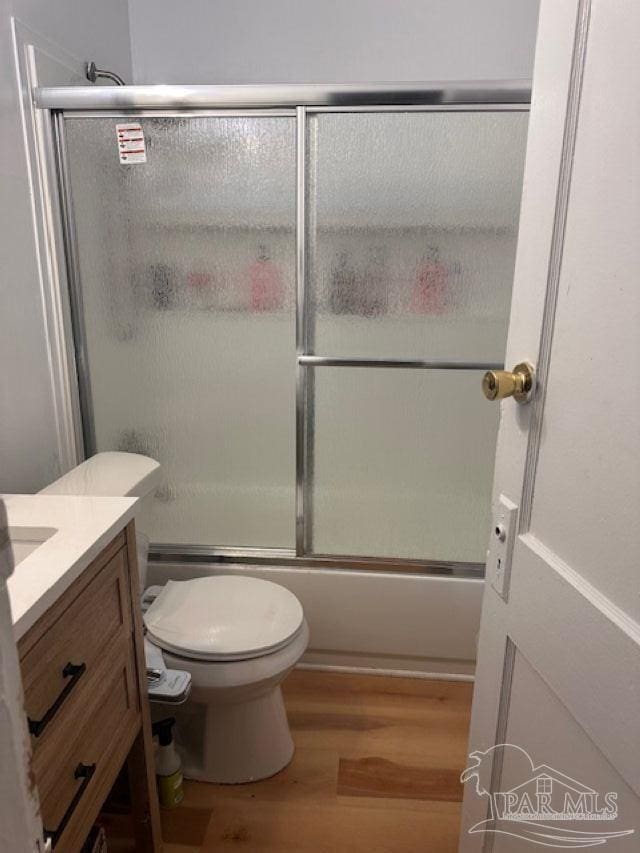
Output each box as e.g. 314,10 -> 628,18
60,113 -> 298,548
461,1 -> 640,851
302,108 -> 527,564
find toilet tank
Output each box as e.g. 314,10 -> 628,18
40,452 -> 161,591
39,452 -> 161,499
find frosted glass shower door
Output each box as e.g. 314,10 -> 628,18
304,110 -> 528,562
310,368 -> 500,562
306,111 -> 528,360
63,115 -> 297,547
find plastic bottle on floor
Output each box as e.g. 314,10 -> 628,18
152,717 -> 184,809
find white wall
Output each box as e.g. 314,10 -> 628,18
128,0 -> 539,84
0,0 -> 131,492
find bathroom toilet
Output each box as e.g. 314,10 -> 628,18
144,575 -> 309,783
41,451 -> 309,783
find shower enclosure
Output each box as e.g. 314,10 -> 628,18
42,83 -> 529,573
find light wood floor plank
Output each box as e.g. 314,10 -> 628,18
337,755 -> 464,802
160,670 -> 473,853
283,670 -> 472,767
180,747 -> 338,807
199,799 -> 463,853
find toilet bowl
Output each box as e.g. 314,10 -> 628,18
144,575 -> 309,783
41,452 -> 309,784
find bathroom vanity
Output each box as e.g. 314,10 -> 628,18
5,494 -> 161,852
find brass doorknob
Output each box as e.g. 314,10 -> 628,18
482,362 -> 535,403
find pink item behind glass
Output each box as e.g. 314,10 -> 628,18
411,260 -> 448,314
248,259 -> 284,312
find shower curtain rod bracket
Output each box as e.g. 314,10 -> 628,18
85,61 -> 125,87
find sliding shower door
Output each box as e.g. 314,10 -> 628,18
62,115 -> 297,547
59,105 -> 527,566
303,110 -> 528,562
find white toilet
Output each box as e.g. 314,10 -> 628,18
144,575 -> 309,783
41,452 -> 309,783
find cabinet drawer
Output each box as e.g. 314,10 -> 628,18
20,541 -> 132,748
37,638 -> 140,852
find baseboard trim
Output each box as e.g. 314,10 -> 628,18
296,662 -> 475,682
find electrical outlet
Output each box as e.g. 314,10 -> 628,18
489,494 -> 518,600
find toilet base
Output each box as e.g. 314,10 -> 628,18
173,685 -> 295,783
155,621 -> 309,784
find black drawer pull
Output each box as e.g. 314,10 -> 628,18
43,762 -> 96,848
28,662 -> 86,737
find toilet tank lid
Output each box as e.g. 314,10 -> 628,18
39,452 -> 161,498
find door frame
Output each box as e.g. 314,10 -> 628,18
11,19 -> 87,478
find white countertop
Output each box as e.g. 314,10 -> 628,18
3,494 -> 139,640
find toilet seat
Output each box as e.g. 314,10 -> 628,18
144,576 -> 304,662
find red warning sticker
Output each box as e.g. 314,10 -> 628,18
116,123 -> 147,164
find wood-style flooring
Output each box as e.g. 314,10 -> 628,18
159,669 -> 473,853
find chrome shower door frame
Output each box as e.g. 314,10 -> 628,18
43,83 -> 530,576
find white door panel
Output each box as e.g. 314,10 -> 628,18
492,650 -> 638,853
510,535 -> 640,794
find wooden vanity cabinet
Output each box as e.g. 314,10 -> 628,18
17,522 -> 161,852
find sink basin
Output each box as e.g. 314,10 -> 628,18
8,526 -> 57,565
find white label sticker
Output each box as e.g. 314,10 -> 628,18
116,122 -> 147,164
